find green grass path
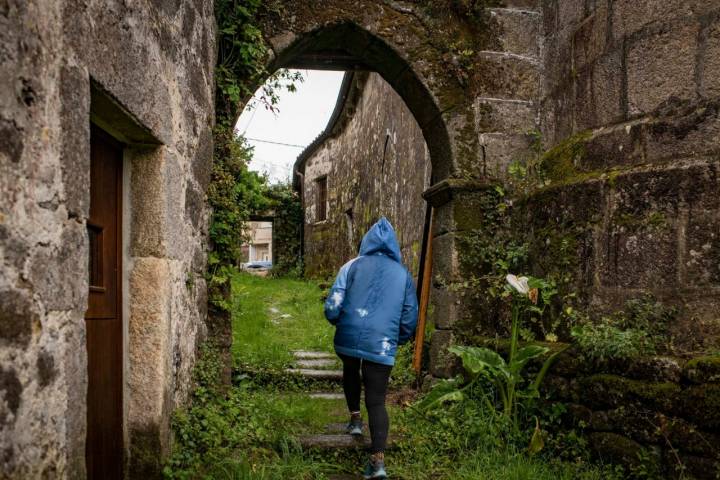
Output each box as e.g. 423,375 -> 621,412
165,272 -> 621,480
231,272 -> 334,370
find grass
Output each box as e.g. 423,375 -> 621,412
231,271 -> 334,370
166,272 -> 624,480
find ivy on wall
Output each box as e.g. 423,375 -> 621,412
265,183 -> 303,277
209,0 -> 303,382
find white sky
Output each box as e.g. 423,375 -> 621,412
235,69 -> 346,184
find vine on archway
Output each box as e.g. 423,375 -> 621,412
208,0 -> 302,383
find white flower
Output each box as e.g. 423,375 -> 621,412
506,274 -> 530,295
356,308 -> 368,318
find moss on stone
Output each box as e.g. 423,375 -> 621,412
683,355 -> 720,384
612,211 -> 669,231
582,374 -> 680,412
679,383 -> 720,429
538,130 -> 593,183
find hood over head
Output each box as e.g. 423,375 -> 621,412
359,217 -> 402,263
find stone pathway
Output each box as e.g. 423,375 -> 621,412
288,350 -> 394,479
286,349 -> 344,381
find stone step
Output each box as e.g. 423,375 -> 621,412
296,358 -> 338,369
285,368 -> 343,381
325,422 -> 368,434
298,434 -> 370,449
299,432 -> 396,450
489,8 -> 540,58
308,392 -> 345,400
292,350 -> 335,359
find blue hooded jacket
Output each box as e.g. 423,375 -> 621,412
324,217 -> 419,366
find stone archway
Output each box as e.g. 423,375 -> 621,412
241,2 -> 542,376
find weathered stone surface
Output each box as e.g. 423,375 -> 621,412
296,359 -> 338,369
611,0 -> 704,40
59,64 -> 90,218
293,350 -> 335,359
588,432 -> 651,469
490,8 -> 540,57
429,329 -> 457,378
574,49 -> 625,131
478,132 -> 534,179
286,368 -> 344,382
300,73 -> 431,279
0,287 -> 37,347
474,98 -> 536,134
473,52 -> 540,101
679,384 -> 720,429
702,20 -> 720,98
626,24 -> 699,116
580,374 -> 680,413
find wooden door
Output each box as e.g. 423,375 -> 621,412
85,125 -> 123,480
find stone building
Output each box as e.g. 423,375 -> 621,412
294,72 -> 432,279
1,1 -> 214,478
2,0 -> 720,478
241,221 -> 273,263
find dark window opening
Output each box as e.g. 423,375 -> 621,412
316,176 -> 327,222
88,222 -> 104,290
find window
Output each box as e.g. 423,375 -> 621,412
316,176 -> 327,222
87,222 -> 104,290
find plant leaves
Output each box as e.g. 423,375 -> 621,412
449,345 -> 508,378
511,345 -> 549,373
528,417 -> 544,456
413,379 -> 464,411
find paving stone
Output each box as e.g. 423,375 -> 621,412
296,358 -> 338,369
299,434 -> 371,449
309,392 -> 346,400
292,350 -> 336,359
285,368 -> 343,381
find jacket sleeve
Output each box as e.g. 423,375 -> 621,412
398,272 -> 419,345
323,259 -> 356,325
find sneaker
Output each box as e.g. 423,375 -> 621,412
346,413 -> 363,436
363,456 -> 388,479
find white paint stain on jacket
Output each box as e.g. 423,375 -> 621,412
380,337 -> 392,356
330,291 -> 343,309
356,308 -> 368,317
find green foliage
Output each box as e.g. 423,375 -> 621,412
264,183 -> 304,277
209,131 -> 269,269
399,383 -> 621,480
571,294 -> 678,360
571,322 -> 654,361
215,0 -> 302,123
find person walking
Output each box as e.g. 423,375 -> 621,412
324,217 -> 419,479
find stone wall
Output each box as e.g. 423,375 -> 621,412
298,73 -> 432,279
548,349 -> 720,478
530,0 -> 720,349
0,0 -> 215,477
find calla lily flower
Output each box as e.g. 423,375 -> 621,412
506,274 -> 530,295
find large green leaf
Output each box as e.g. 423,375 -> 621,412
511,345 -> 549,373
449,346 -> 509,379
413,379 -> 464,411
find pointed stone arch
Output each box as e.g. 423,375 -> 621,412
237,1 -> 542,377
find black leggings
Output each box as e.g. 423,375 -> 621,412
339,353 -> 392,453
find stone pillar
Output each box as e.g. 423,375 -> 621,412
423,179 -> 499,378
